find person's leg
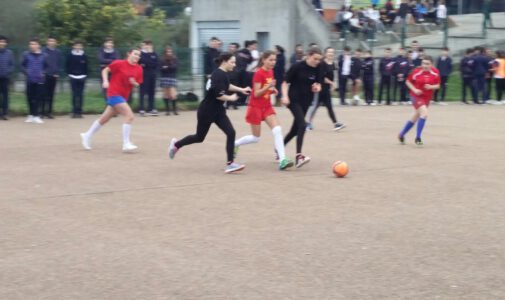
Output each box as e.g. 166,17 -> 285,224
339,75 -> 348,104
139,79 -> 147,113
148,74 -> 156,112
0,78 -> 8,117
441,76 -> 448,101
34,83 -> 44,118
321,91 -> 337,124
400,81 -> 407,103
214,112 -> 237,163
293,103 -> 309,154
485,77 -> 492,101
399,109 -> 420,138
306,92 -> 320,125
163,88 -> 170,115
80,105 -> 117,150
393,77 -> 398,103
70,79 -> 77,115
462,77 -> 467,102
45,75 -> 57,116
415,105 -> 428,142
26,82 -> 34,117
77,79 -> 85,115
175,115 -> 213,149
471,78 -> 479,103
170,87 -> 178,115
497,78 -> 504,101
113,102 -> 136,147
378,76 -> 384,104
235,124 -> 261,147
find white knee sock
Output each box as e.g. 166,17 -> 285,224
122,123 -> 132,145
235,135 -> 260,147
85,120 -> 101,137
272,126 -> 286,161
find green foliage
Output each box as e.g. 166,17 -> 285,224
0,0 -> 37,45
35,0 -> 168,47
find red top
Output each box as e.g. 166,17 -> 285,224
107,60 -> 143,100
250,67 -> 275,108
407,67 -> 441,101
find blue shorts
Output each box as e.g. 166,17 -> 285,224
107,96 -> 126,107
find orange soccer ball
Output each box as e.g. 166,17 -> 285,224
332,161 -> 349,178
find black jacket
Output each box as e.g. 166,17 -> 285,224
139,51 -> 159,76
204,47 -> 220,76
66,52 -> 88,76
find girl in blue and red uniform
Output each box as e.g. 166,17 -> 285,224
398,56 -> 441,145
234,50 -> 294,170
80,48 -> 143,152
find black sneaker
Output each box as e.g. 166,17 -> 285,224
333,122 -> 346,131
398,135 -> 405,144
415,138 -> 423,146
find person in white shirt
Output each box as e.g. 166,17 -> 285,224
436,0 -> 447,27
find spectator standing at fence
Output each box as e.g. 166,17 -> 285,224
273,45 -> 286,105
204,37 -> 220,81
338,46 -> 353,105
41,37 -> 62,119
312,0 -> 323,15
21,38 -> 47,124
471,47 -> 490,104
0,35 -> 14,120
66,40 -> 88,118
98,37 -> 120,100
460,48 -> 475,104
436,0 -> 447,27
492,51 -> 505,103
362,50 -> 375,105
378,48 -> 395,105
485,48 -> 495,102
434,47 -> 452,105
160,46 -> 179,115
393,47 -> 410,104
139,40 -> 159,116
290,44 -> 305,66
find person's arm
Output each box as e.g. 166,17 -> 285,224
101,67 -> 110,88
21,53 -> 28,75
7,51 -> 15,76
406,79 -> 421,95
448,57 -> 453,74
84,54 -> 88,76
253,80 -> 275,98
281,81 -> 290,105
229,84 -> 251,95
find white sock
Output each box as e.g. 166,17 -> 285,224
235,135 -> 260,147
85,120 -> 101,137
122,123 -> 132,145
272,126 -> 286,161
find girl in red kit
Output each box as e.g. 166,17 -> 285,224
80,48 -> 143,152
398,56 -> 440,145
234,50 -> 294,170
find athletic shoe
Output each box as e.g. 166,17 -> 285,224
415,138 -> 423,146
279,158 -> 294,170
25,115 -> 34,123
168,138 -> 178,159
333,122 -> 346,131
398,135 -> 405,145
306,123 -> 314,131
32,116 -> 44,124
122,143 -> 138,152
436,101 -> 448,106
225,162 -> 245,174
148,109 -> 159,116
80,133 -> 91,150
233,146 -> 239,159
139,110 -> 146,116
295,154 -> 311,168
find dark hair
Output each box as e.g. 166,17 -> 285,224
244,40 -> 251,48
324,46 -> 334,54
466,48 -> 474,55
0,35 -> 7,42
412,40 -> 418,44
343,46 -> 351,52
385,47 -> 391,51
306,47 -> 322,56
29,37 -> 40,44
295,44 -> 303,48
247,40 -> 258,47
47,36 -> 56,41
104,37 -> 114,43
418,47 -> 424,52
442,47 -> 449,51
210,37 -> 219,41
215,52 -> 235,65
422,55 -> 433,62
257,50 -> 276,69
365,50 -> 372,55
275,45 -> 285,53
398,47 -> 405,51
355,48 -> 362,52
230,42 -> 240,49
308,42 -> 318,48
73,39 -> 83,46
126,46 -> 141,55
143,39 -> 153,45
496,50 -> 505,59
163,46 -> 176,62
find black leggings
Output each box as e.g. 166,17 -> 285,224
285,102 -> 310,154
319,90 -> 337,123
175,109 -> 236,162
26,82 -> 44,116
495,78 -> 505,101
434,76 -> 448,102
70,78 -> 85,114
0,78 -> 8,116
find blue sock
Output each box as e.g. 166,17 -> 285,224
416,118 -> 426,139
399,121 -> 415,137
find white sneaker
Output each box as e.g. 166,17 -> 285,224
122,143 -> 138,152
32,116 -> 44,124
295,154 -> 311,168
80,133 -> 91,150
25,115 -> 34,123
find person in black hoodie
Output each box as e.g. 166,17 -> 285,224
66,40 -> 88,118
434,47 -> 452,104
460,48 -> 475,104
362,50 -> 375,105
471,47 -> 491,104
159,46 -> 179,115
98,37 -> 120,100
139,40 -> 159,116
0,35 -> 14,120
273,45 -> 286,105
42,37 -> 62,119
378,48 -> 394,105
203,37 -> 220,84
393,47 -> 410,104
235,40 -> 255,105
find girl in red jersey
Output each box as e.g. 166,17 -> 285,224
234,51 -> 294,170
80,48 -> 143,152
398,56 -> 441,145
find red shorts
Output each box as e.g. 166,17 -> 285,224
412,96 -> 430,109
245,105 -> 276,125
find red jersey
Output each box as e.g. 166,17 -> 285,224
107,60 -> 143,100
407,67 -> 441,101
250,67 -> 275,108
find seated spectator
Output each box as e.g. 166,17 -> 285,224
349,12 -> 364,38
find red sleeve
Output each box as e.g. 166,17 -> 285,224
108,60 -> 121,73
253,69 -> 264,86
407,68 -> 417,83
135,66 -> 143,85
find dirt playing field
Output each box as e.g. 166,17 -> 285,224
1,103 -> 504,300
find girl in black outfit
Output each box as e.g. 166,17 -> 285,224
169,53 -> 251,174
281,48 -> 323,168
160,46 -> 179,115
306,47 -> 346,131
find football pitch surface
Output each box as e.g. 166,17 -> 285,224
1,104 -> 504,299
